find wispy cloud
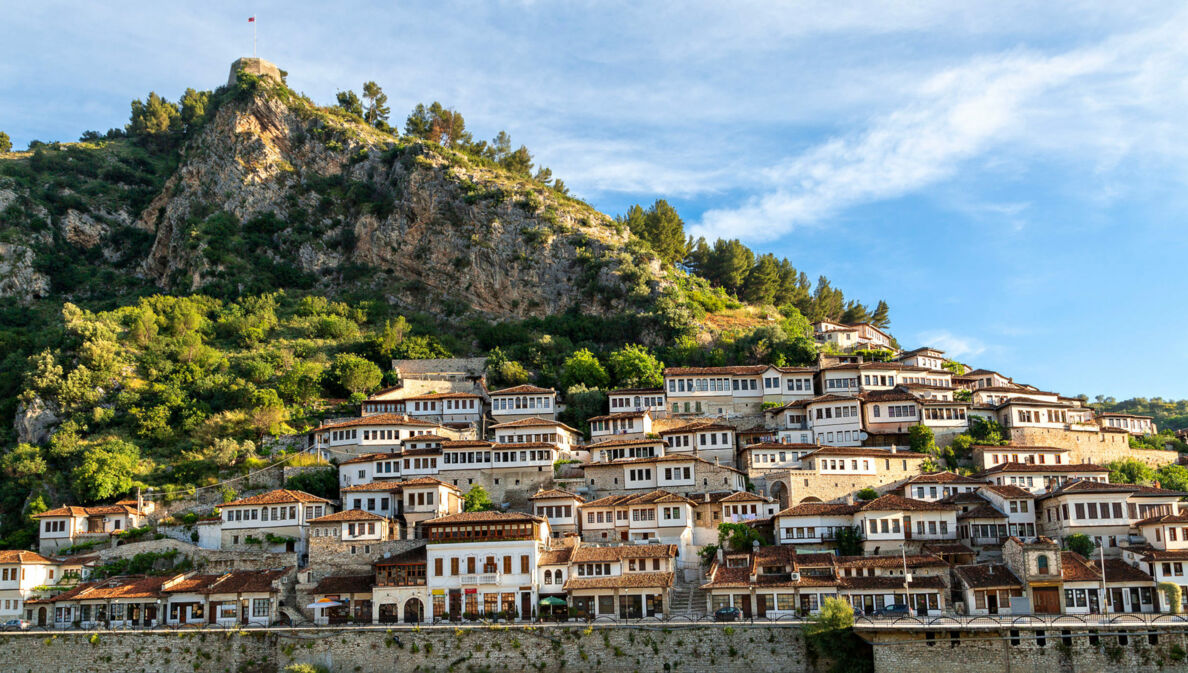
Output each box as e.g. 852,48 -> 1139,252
915,330 -> 988,360
690,11 -> 1188,242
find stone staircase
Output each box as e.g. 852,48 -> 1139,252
670,567 -> 706,618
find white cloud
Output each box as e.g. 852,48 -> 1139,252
690,11 -> 1188,242
915,330 -> 987,360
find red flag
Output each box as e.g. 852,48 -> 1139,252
248,16 -> 255,22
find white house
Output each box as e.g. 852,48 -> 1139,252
488,385 -> 558,422
608,388 -> 667,417
0,551 -> 59,621
658,420 -> 737,465
219,489 -> 331,557
423,511 -> 549,620
853,495 -> 958,555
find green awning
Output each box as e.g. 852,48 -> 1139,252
539,597 -> 567,606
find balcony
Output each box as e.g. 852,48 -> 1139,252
460,574 -> 501,585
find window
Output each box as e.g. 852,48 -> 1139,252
1036,555 -> 1050,575
252,599 -> 270,618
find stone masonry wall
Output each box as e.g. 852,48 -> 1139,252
869,626 -> 1188,673
0,624 -> 810,673
1009,427 -> 1177,468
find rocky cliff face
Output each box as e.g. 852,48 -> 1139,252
136,83 -> 666,319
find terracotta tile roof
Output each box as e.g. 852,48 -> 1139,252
538,548 -> 574,565
921,542 -> 976,556
564,571 -> 674,590
835,554 -> 949,569
938,491 -> 989,506
955,564 -> 1022,589
339,452 -> 400,465
404,434 -> 451,442
587,411 -> 650,422
1102,559 -> 1154,583
34,505 -> 90,518
317,414 -> 443,430
719,491 -> 773,503
162,574 -> 220,594
700,565 -> 752,589
529,488 -> 585,502
35,504 -> 141,518
313,574 -> 374,595
401,447 -> 442,456
0,550 -> 54,565
980,484 -> 1035,498
374,546 -> 427,566
903,472 -> 986,485
840,575 -> 946,590
308,509 -> 387,524
594,454 -> 745,474
1038,480 -> 1186,500
957,503 -> 1006,520
490,442 -> 557,450
585,437 -> 666,450
1140,549 -> 1188,562
441,440 -> 493,449
975,462 -> 1109,476
858,495 -> 956,512
1135,513 -> 1188,527
686,491 -> 739,505
404,392 -> 481,401
741,441 -> 820,450
52,575 -> 174,602
489,385 -> 555,395
202,568 -> 291,594
860,389 -> 921,403
775,503 -> 860,517
620,490 -> 695,506
424,511 -> 543,525
658,420 -> 737,435
582,494 -> 637,508
663,365 -> 767,376
571,544 -> 678,563
972,444 -> 1068,452
222,489 -> 330,508
342,477 -> 460,493
803,446 -> 929,459
1061,553 -> 1102,582
489,417 -> 579,432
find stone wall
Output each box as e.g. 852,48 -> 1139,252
762,458 -> 924,507
1009,427 -> 1177,468
307,538 -> 424,577
868,626 -> 1188,673
0,624 -> 810,673
93,537 -> 296,572
437,467 -> 556,509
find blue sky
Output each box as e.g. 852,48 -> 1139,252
2,2 -> 1186,400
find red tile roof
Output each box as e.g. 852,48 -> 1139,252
858,495 -> 956,512
563,571 -> 674,590
222,489 -> 330,508
317,414 -> 443,431
312,574 -> 374,595
489,385 -> 555,395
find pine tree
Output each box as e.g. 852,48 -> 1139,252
361,82 -> 390,127
0,131 -> 11,154
743,254 -> 780,305
405,103 -> 433,138
336,90 -> 363,118
870,300 -> 891,328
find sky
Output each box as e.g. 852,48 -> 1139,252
1,2 -> 1186,400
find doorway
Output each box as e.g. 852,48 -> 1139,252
1033,588 -> 1060,614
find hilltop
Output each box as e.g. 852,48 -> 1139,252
0,59 -> 894,548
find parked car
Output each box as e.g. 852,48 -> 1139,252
714,606 -> 742,622
869,604 -> 913,618
2,619 -> 30,631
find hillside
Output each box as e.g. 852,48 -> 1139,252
0,60 -> 892,549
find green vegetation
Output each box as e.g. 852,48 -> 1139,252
834,526 -> 864,557
0,132 -> 11,154
1103,458 -> 1188,491
463,485 -> 494,512
805,597 -> 872,673
0,61 -> 893,551
855,487 -> 878,501
1064,533 -> 1096,558
1089,396 -> 1188,435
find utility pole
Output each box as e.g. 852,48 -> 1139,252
1098,544 -> 1109,623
